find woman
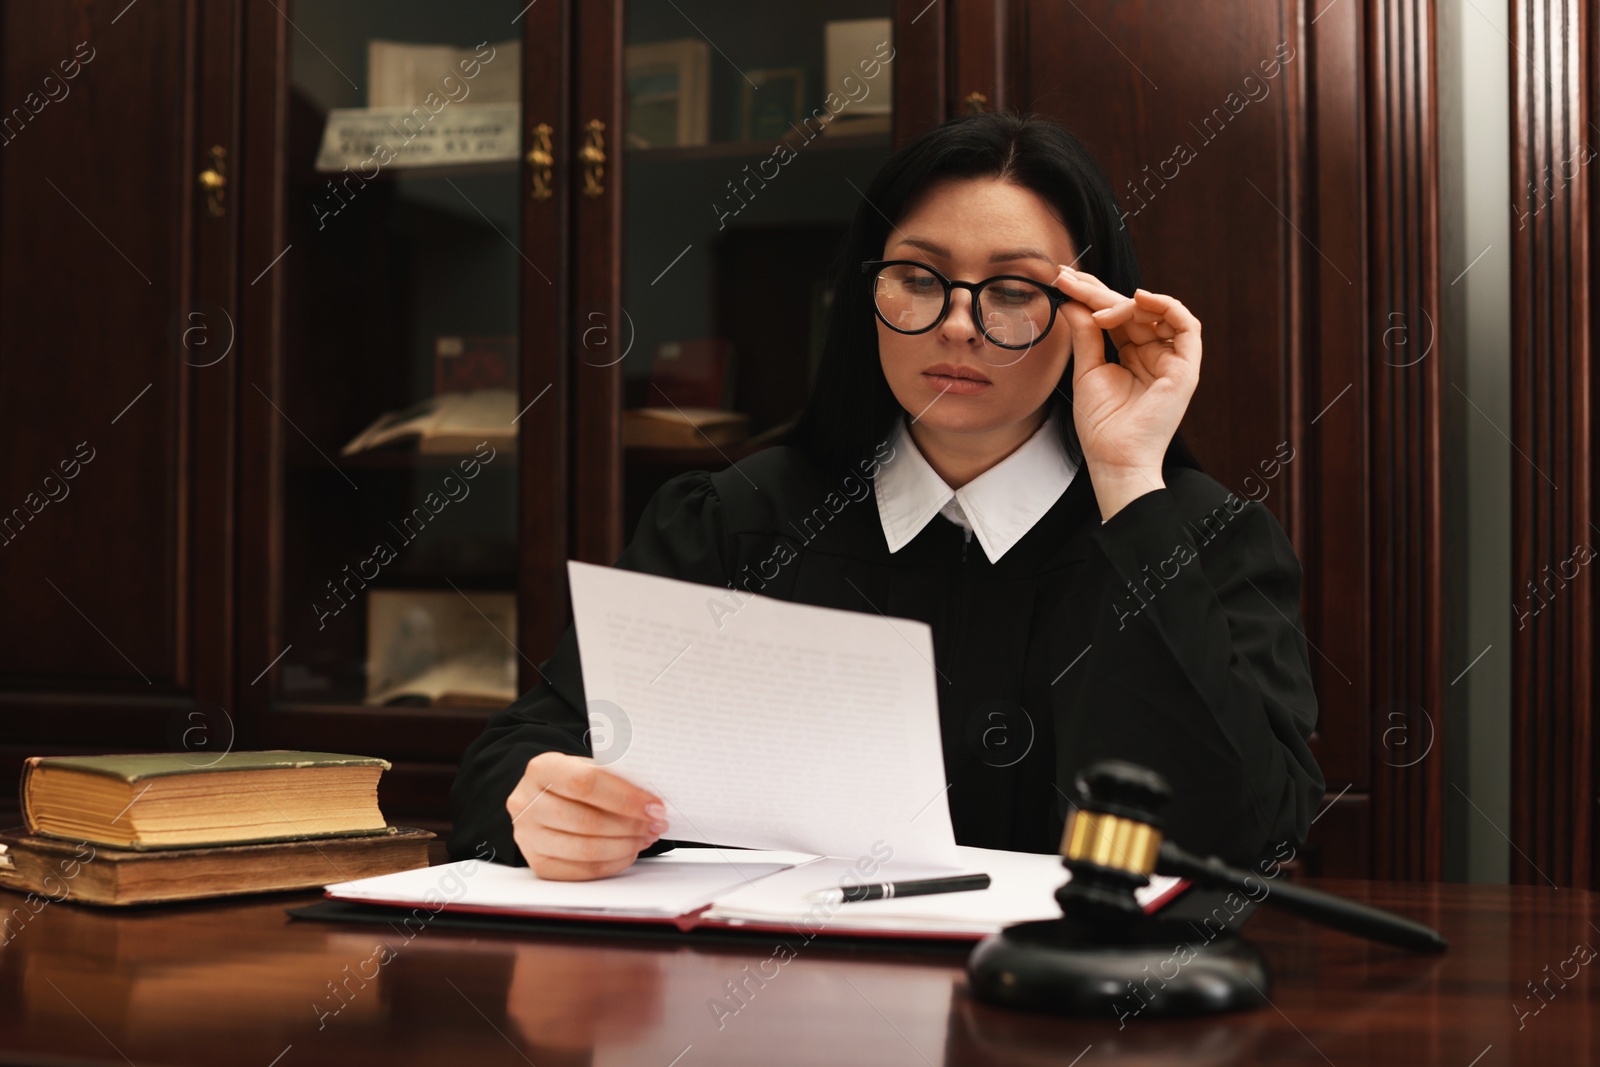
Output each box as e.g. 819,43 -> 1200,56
449,109 -> 1324,880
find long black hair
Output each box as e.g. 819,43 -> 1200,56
784,108 -> 1202,479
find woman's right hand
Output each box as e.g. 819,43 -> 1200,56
505,751 -> 669,880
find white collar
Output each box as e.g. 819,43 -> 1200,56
874,405 -> 1079,562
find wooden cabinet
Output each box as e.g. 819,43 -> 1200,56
0,0 -> 915,836
0,0 -> 1457,881
0,1 -> 238,788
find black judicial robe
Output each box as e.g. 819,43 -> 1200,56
448,443 -> 1325,870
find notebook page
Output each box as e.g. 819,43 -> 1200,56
703,845 -> 1184,934
324,849 -> 814,918
568,560 -> 963,869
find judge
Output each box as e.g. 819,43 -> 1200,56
449,109 -> 1325,880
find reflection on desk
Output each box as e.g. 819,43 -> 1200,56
0,878 -> 1595,1065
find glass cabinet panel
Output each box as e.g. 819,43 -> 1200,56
275,1 -> 526,710
620,1 -> 896,531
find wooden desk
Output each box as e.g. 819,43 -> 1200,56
0,877 -> 1594,1065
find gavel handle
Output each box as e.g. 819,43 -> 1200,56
1156,844 -> 1449,954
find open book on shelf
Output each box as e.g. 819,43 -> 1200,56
364,590 -> 517,708
340,389 -> 515,457
364,651 -> 516,708
323,845 -> 1187,942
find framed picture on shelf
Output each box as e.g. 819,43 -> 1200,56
624,38 -> 712,148
825,19 -> 893,115
738,67 -> 806,142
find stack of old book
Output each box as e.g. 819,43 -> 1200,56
0,750 -> 432,906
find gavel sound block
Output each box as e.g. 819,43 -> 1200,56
967,761 -> 1446,1018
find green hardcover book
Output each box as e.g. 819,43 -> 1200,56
20,750 -> 394,850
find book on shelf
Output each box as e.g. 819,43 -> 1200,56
365,589 -> 518,708
622,407 -> 751,450
367,38 -> 521,110
340,389 -> 515,457
435,334 -> 516,394
738,66 -> 806,141
365,656 -> 516,709
624,38 -> 712,148
0,826 -> 433,907
322,845 -> 1186,942
825,19 -> 893,118
648,337 -> 734,409
822,113 -> 892,136
20,751 -> 392,851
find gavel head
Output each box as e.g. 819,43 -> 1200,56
1054,760 -> 1172,925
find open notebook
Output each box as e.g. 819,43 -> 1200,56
323,846 -> 1187,942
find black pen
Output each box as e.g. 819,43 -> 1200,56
804,873 -> 992,906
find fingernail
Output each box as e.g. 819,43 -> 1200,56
646,802 -> 666,819
649,820 -> 669,834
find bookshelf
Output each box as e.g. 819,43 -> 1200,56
244,0 -> 900,829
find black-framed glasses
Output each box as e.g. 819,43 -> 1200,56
861,259 -> 1071,356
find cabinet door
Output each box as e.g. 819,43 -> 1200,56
568,1 -> 911,564
236,0 -> 565,827
0,0 -> 237,815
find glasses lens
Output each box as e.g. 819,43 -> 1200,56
978,279 -> 1054,348
872,263 -> 946,332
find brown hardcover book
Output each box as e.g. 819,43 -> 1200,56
622,407 -> 750,449
20,750 -> 392,850
0,826 -> 433,906
434,334 -> 517,394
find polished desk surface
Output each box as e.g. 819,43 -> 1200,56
1,869 -> 1595,1066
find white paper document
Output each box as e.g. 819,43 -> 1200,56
567,560 -> 962,869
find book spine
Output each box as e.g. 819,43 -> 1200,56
18,756 -> 41,835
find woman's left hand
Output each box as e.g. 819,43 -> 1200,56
1054,265 -> 1202,518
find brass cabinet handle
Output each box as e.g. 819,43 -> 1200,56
527,122 -> 554,201
197,145 -> 226,217
580,119 -> 606,198
964,91 -> 989,114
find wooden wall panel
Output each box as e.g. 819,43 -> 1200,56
1365,0 -> 1447,882
1305,0 -> 1372,837
1508,0 -> 1594,888
893,0 -> 947,150
947,0 -> 1007,115
1014,0 -> 1302,530
1010,0 -> 1447,878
